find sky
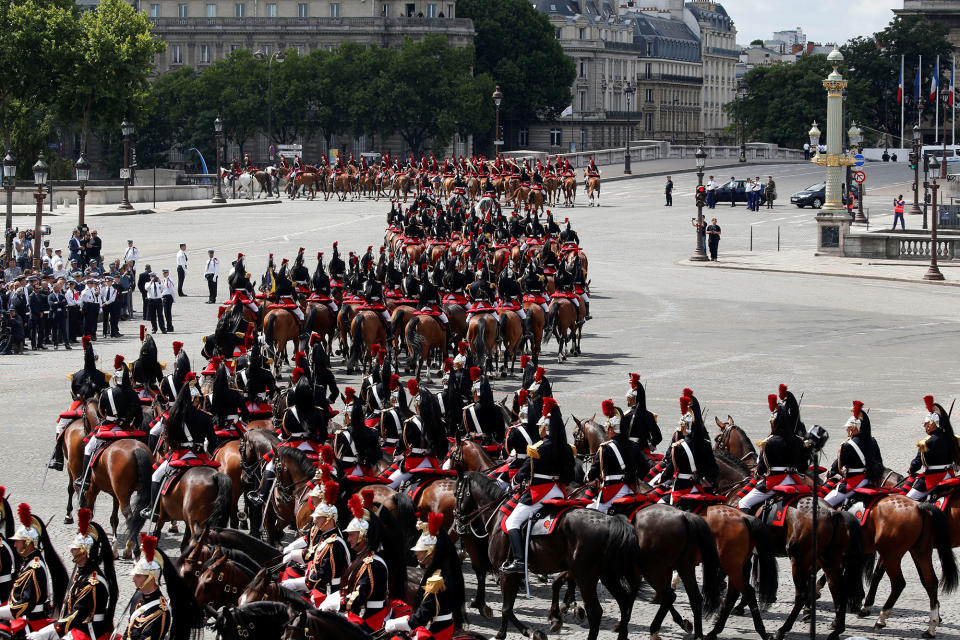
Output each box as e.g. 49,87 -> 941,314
718,0 -> 900,47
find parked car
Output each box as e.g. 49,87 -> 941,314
790,182 -> 859,209
714,179 -> 766,205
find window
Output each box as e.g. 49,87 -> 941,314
262,44 -> 271,55
426,3 -> 436,17
549,128 -> 562,147
645,88 -> 653,102
555,27 -> 561,39
579,91 -> 585,111
381,4 -> 389,15
293,44 -> 304,55
578,27 -> 585,39
446,3 -> 453,15
199,44 -> 211,63
579,60 -> 585,77
234,2 -> 245,16
297,2 -> 308,16
645,113 -> 652,132
405,3 -> 415,16
266,3 -> 276,16
205,3 -> 216,16
171,44 -> 183,64
580,128 -> 587,148
329,2 -> 340,16
177,3 -> 187,16
149,3 -> 159,16
230,44 -> 242,52
518,127 -> 529,147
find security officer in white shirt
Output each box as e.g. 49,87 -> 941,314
79,280 -> 101,339
161,268 -> 177,332
124,240 -> 139,273
204,249 -> 219,304
145,273 -> 167,334
99,275 -> 122,338
176,243 -> 188,296
705,175 -> 718,209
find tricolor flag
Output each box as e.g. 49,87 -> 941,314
914,63 -> 922,102
897,64 -> 903,104
930,56 -> 940,102
950,58 -> 955,106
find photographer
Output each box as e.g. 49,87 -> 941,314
85,229 -> 102,267
3,309 -> 24,354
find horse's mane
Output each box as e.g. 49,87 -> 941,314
210,527 -> 284,565
466,470 -> 508,502
714,449 -> 752,474
277,445 -> 316,477
304,610 -> 372,638
234,601 -> 288,621
729,424 -> 757,454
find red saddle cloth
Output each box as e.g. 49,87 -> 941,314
267,302 -> 300,311
561,243 -> 579,254
498,497 -> 589,534
495,299 -> 520,312
307,293 -> 332,303
467,301 -> 495,314
384,288 -> 404,299
523,293 -> 548,305
551,291 -> 577,299
443,293 -> 469,306
357,302 -> 387,312
59,400 -> 84,420
673,493 -> 727,514
416,306 -> 444,317
168,449 -> 221,469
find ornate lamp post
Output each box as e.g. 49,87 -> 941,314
736,80 -> 747,162
75,153 -> 90,228
119,119 -> 134,210
690,145 -> 708,262
924,87 -> 950,281
847,122 -> 867,224
492,85 -> 503,156
31,155 -> 48,271
212,115 -> 226,203
3,150 -> 15,258
624,81 -> 634,174
812,50 -> 857,256
909,124 -> 923,216
254,49 -> 285,159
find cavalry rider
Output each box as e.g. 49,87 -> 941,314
131,333 -> 164,402
0,490 -> 16,604
124,534 -> 191,640
905,395 -> 960,501
521,263 -> 549,319
26,508 -> 116,640
361,275 -> 393,342
553,260 -> 585,324
250,371 -> 326,508
311,253 -> 339,314
141,384 -> 218,520
341,493 -> 391,633
778,383 -> 806,438
737,394 -> 810,512
52,336 -> 109,471
496,264 -> 531,341
559,218 -> 580,245
0,503 -> 67,629
243,153 -> 254,172
377,373 -> 409,458
622,373 -> 662,457
77,360 -> 143,498
273,258 -> 305,324
292,155 -> 304,184
236,340 -> 277,416
823,400 -> 884,507
544,211 -> 560,237
585,157 -> 600,181
659,393 -> 718,503
383,512 -> 465,640
417,271 -> 451,341
207,364 -> 251,446
561,158 -> 575,179
569,252 -> 591,321
587,399 -> 648,512
333,388 -> 382,479
501,397 -> 576,574
462,368 -> 504,445
387,380 -> 447,489
290,247 -> 311,291
492,389 -> 536,489
225,254 -> 259,316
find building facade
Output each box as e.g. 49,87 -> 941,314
896,0 -> 960,49
686,2 -> 737,143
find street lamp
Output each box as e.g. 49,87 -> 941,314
75,153 -> 91,229
847,122 -> 867,223
31,155 -> 48,272
119,119 -> 134,210
624,82 -> 634,174
910,124 -> 923,216
212,115 -> 226,203
808,121 -> 821,158
690,145 -> 708,262
492,85 -> 503,156
736,81 -> 747,162
924,87 -> 951,281
3,150 -> 15,258
254,49 -> 285,160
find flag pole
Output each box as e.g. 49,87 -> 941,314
919,54 -> 923,128
953,55 -> 956,147
901,54 -> 906,148
935,55 -> 940,143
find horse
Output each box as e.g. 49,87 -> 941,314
585,173 -> 601,206
193,547 -> 257,609
404,314 -> 446,382
252,171 -> 274,198
223,170 -> 255,200
142,466 -> 233,550
454,471 -> 640,640
211,602 -> 294,640
303,303 -> 337,355
263,308 -> 301,376
388,305 -> 417,363
562,177 -> 577,206
544,297 -> 583,362
496,310 -> 524,377
347,311 -> 387,374
61,399 -> 99,525
527,188 -> 545,214
336,300 -> 359,360
263,446 -> 315,546
571,415 -> 604,457
520,301 -> 545,365
282,609 -> 374,640
714,415 -> 758,467
466,313 -> 498,374
212,440 -> 245,529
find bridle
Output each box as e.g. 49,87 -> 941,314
453,475 -> 506,538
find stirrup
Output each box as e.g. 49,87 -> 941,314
501,559 -> 525,574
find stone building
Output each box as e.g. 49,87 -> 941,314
686,1 -> 737,143
896,0 -> 960,50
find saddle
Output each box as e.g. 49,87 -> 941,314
495,299 -> 521,312
168,448 -> 220,469
844,486 -> 904,523
160,464 -> 218,496
759,484 -> 812,527
443,293 -> 469,306
607,493 -> 656,520
402,472 -> 456,504
930,477 -> 960,510
672,493 -> 727,514
498,497 -> 590,536
415,307 -> 444,317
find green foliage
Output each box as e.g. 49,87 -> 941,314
457,0 -> 575,130
750,39 -> 763,46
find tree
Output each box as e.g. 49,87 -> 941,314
728,54 -> 874,149
841,15 -> 954,146
270,49 -> 323,145
56,0 -> 165,154
750,39 -> 763,46
197,50 -> 266,156
137,67 -> 201,167
457,0 -> 574,132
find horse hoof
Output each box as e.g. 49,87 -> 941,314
482,605 -> 492,619
574,606 -> 585,622
826,633 -> 841,640
169,522 -> 179,534
859,606 -> 871,618
532,631 -> 547,640
922,632 -> 936,639
63,515 -> 74,525
732,605 -> 746,616
549,620 -> 563,633
773,630 -> 786,640
679,619 -> 693,633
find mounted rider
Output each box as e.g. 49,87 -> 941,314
462,368 -> 504,446
341,493 -> 391,633
822,400 -> 884,506
905,395 -> 960,501
361,276 -> 393,342
333,388 -> 381,479
622,373 -> 662,458
50,336 -> 110,471
587,399 -> 649,512
585,157 -> 600,180
387,380 -> 447,489
492,388 -> 537,489
659,392 -> 718,504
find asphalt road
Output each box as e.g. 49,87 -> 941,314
2,159 -> 958,639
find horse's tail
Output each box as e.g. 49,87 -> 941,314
833,509 -> 866,608
544,302 -> 558,343
919,502 -> 960,593
686,511 -> 722,615
348,315 -> 365,370
406,316 -> 425,367
264,312 -> 277,358
744,513 -> 778,608
303,305 -> 317,335
599,514 -> 639,590
127,446 -> 154,546
390,309 -> 406,341
472,316 -> 488,369
497,311 -> 508,348
209,472 -> 234,529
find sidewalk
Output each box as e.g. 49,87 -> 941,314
2,197 -> 281,219
596,157 -> 805,183
687,247 -> 960,286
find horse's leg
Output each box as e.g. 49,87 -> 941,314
65,472 -> 75,524
870,553 -> 904,630
707,582 -> 741,640
549,573 -> 566,632
497,573 -> 538,640
860,559 -> 886,617
677,563 -> 704,640
910,547 -> 942,638
574,574 -> 604,640
602,571 -> 635,640
775,556 -> 811,640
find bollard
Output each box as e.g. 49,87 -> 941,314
777,226 -> 780,252
750,226 -> 753,252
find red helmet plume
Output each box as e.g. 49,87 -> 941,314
682,387 -> 693,398
852,400 -> 864,419
470,366 -> 482,382
518,389 -> 528,405
768,394 -> 778,413
114,354 -> 125,370
294,351 -> 306,368
371,344 -> 381,357
140,534 -> 158,563
602,399 -> 616,418
520,355 -> 530,369
323,481 -> 340,505
139,325 -> 146,341
348,494 -> 364,519
291,367 -> 305,384
542,397 -> 558,417
444,358 -> 453,372
172,341 -> 183,356
82,335 -> 91,349
679,396 -> 691,414
458,341 -> 468,355
17,503 -> 31,529
535,367 -> 545,383
361,489 -> 375,510
389,374 -> 400,390
344,387 -> 356,404
427,512 -> 443,537
629,373 -> 640,389
778,383 -> 788,400
319,444 -> 334,466
925,395 -> 936,413
407,379 -> 419,396
77,507 -> 92,536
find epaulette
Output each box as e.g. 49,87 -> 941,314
526,442 -> 542,459
326,533 -> 339,542
756,437 -> 769,450
28,557 -> 42,569
653,413 -> 659,423
917,437 -> 929,452
424,570 -> 445,595
362,555 -> 374,565
569,443 -> 578,456
88,571 -> 99,585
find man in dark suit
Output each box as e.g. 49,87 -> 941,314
28,278 -> 48,350
47,280 -> 71,349
137,264 -> 152,320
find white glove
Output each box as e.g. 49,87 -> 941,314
384,616 -> 411,633
318,593 -> 341,612
25,624 -> 58,640
283,537 -> 308,554
0,606 -> 13,621
282,549 -> 304,565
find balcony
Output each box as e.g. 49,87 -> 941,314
636,73 -> 703,85
605,110 -> 643,119
705,46 -> 739,58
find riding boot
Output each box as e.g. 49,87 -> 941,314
501,528 -> 526,574
75,454 -> 92,494
522,315 -> 533,341
47,441 -> 64,471
584,300 -> 592,321
248,469 -> 275,507
147,433 -> 159,454
139,481 -> 162,520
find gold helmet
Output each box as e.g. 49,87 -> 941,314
69,508 -> 98,553
411,512 -> 444,552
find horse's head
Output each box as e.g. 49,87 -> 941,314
211,604 -> 233,640
281,611 -> 308,640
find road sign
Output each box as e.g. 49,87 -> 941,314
853,170 -> 866,184
854,154 -> 865,167
47,142 -> 60,150
120,168 -> 131,179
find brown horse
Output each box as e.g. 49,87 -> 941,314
521,301 -> 545,365
61,399 -> 99,525
213,440 -> 245,529
562,177 -> 577,207
239,428 -> 280,538
149,466 -> 233,549
193,547 -> 257,609
527,188 -> 545,214
291,172 -> 318,200
387,305 -> 416,361
347,311 -> 387,374
303,302 -> 337,354
466,313 -> 498,374
571,415 -> 604,457
404,314 -> 446,381
262,446 -> 314,545
263,308 -> 301,376
496,310 -> 524,377
544,297 -> 583,362
585,173 -> 601,206
336,301 -> 359,360
442,302 -> 467,344
714,415 -> 758,467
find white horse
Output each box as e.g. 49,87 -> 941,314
221,167 -> 255,200
477,194 -> 497,216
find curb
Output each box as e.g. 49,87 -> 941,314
683,260 -> 960,287
92,199 -> 283,216
600,160 -> 807,184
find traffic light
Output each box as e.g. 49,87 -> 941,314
909,151 -> 918,170
695,185 -> 706,208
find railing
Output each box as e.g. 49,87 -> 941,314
898,237 -> 956,260
151,16 -> 474,30
605,111 -> 643,119
705,46 -> 740,58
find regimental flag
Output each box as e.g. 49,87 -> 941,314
264,268 -> 276,294
930,56 -> 940,103
897,62 -> 903,104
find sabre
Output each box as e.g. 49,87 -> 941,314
949,398 -> 955,417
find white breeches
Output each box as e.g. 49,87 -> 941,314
504,484 -> 564,530
326,301 -> 339,313
150,420 -> 164,437
55,416 -> 73,437
587,484 -> 633,513
737,475 -> 795,511
281,576 -> 308,593
907,471 -> 954,501
823,477 -> 869,507
539,303 -> 549,315
292,308 -> 304,322
380,310 -> 391,325
387,458 -> 433,489
84,435 -> 100,456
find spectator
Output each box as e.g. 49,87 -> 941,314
27,277 -> 47,350
893,194 -> 906,230
664,176 -> 673,207
15,232 -> 31,271
137,264 -> 152,320
86,229 -> 102,266
145,271 -> 167,334
176,243 -> 188,296
4,309 -> 24,354
68,229 -> 83,264
706,217 -> 721,261
65,278 -> 81,342
48,280 -> 70,350
765,176 -> 776,209
100,275 -> 122,338
161,268 -> 177,332
4,260 -> 21,282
